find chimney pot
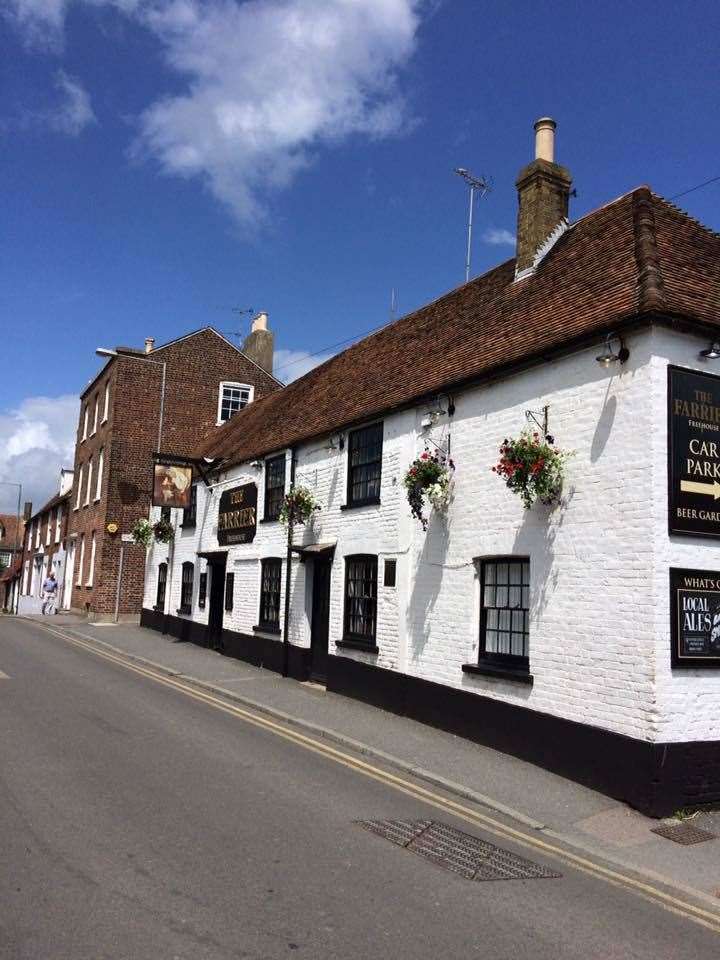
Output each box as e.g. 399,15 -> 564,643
252,311 -> 268,333
534,117 -> 556,162
144,337 -> 155,354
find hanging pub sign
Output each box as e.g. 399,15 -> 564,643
152,461 -> 193,509
217,483 -> 257,545
670,567 -> 720,668
668,365 -> 720,538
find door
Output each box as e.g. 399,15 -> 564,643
310,557 -> 332,682
207,558 -> 227,651
63,542 -> 75,609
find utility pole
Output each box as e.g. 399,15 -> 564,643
454,168 -> 492,283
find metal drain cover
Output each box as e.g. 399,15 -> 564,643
357,819 -> 561,881
651,822 -> 717,845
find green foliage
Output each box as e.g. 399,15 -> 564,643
279,485 -> 320,528
402,449 -> 454,530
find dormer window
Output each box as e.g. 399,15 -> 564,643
218,382 -> 253,424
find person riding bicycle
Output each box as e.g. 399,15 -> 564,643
41,571 -> 59,615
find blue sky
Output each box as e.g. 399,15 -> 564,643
2,0 -> 720,511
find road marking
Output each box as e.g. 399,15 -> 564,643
33,620 -> 720,936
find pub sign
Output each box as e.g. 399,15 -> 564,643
668,365 -> 720,538
152,462 -> 193,510
217,483 -> 257,545
670,567 -> 720,668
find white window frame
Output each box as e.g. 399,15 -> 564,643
34,520 -> 40,548
76,535 -> 85,586
95,447 -> 104,501
55,506 -> 62,543
45,514 -> 52,545
92,395 -> 99,435
86,532 -> 96,587
84,458 -> 93,506
102,382 -> 110,423
82,404 -> 89,441
217,382 -> 254,425
74,466 -> 83,510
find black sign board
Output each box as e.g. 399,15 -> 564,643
217,483 -> 257,546
668,365 -> 720,538
670,567 -> 720,668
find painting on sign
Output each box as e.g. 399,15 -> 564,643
218,483 -> 257,545
668,365 -> 720,538
670,567 -> 720,668
152,463 -> 193,509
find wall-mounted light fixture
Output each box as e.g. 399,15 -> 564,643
250,460 -> 263,470
596,333 -> 629,367
700,342 -> 720,360
326,434 -> 345,451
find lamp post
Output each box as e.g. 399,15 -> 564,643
0,480 -> 22,614
454,168 -> 492,284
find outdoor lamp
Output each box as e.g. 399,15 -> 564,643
595,333 -> 629,367
700,342 -> 720,359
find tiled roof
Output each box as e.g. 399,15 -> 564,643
28,490 -> 71,523
195,187 -> 720,468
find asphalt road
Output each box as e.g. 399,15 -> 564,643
1,616 -> 718,960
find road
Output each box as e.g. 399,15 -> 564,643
1,615 -> 718,959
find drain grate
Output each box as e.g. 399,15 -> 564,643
651,822 -> 717,845
357,819 -> 561,881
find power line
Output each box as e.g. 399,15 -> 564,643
670,174 -> 720,201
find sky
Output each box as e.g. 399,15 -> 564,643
2,0 -> 720,512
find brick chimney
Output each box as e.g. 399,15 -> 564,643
242,312 -> 274,374
515,118 -> 572,274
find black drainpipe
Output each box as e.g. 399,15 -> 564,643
282,448 -> 296,678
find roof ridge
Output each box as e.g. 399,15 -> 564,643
632,187 -> 666,314
651,192 -> 720,240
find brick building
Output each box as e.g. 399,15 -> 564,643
142,119 -> 720,816
17,470 -> 73,613
67,321 -> 281,621
0,513 -> 22,570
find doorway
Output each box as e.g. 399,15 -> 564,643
207,557 -> 227,651
310,557 -> 332,682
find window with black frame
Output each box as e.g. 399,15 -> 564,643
258,558 -> 282,631
347,423 -> 383,506
155,562 -> 167,610
225,572 -> 234,612
479,558 -> 530,669
198,571 -> 207,609
182,484 -> 197,527
264,455 -> 286,521
343,555 -> 378,645
179,561 -> 194,613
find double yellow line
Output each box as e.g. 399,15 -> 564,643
35,620 -> 720,936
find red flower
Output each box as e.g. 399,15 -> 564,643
421,452 -> 429,460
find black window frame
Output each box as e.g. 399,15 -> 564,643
257,558 -> 282,633
182,483 -> 197,528
155,562 -> 167,610
198,571 -> 207,609
224,571 -> 234,612
346,422 -> 383,508
263,454 -> 286,522
160,506 -> 171,524
478,557 -> 530,671
179,561 -> 194,614
342,554 -> 378,647
383,558 -> 397,588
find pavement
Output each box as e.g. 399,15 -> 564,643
10,612 -> 720,908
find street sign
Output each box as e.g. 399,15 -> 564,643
668,365 -> 720,538
670,567 -> 720,668
121,533 -> 134,543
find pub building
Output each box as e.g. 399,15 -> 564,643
141,119 -> 720,817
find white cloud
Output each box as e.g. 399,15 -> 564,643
482,227 -> 516,247
52,70 -> 97,134
0,394 -> 79,513
274,347 -> 335,383
3,0 -> 69,47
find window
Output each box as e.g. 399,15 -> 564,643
264,455 -> 286,521
95,448 -> 104,501
74,465 -> 83,510
180,562 -> 194,613
347,423 -> 383,506
76,535 -> 85,586
45,514 -> 52,545
478,558 -> 530,669
92,395 -> 99,435
384,559 -> 397,588
343,555 -> 378,645
225,572 -> 234,612
160,506 -> 171,524
156,562 -> 167,610
217,382 -> 253,424
86,532 -> 96,586
198,571 -> 207,609
182,483 -> 197,527
84,458 -> 93,506
82,404 -> 89,441
34,521 -> 40,548
55,506 -> 62,543
102,382 -> 110,423
258,558 -> 282,631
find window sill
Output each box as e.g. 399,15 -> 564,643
336,638 -> 379,654
340,497 -> 381,512
462,662 -> 533,685
253,624 -> 281,636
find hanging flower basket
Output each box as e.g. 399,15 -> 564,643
131,518 -> 153,548
492,430 -> 573,509
279,486 -> 321,528
403,448 -> 455,530
153,517 -> 174,543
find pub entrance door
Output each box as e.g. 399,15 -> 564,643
207,556 -> 227,651
310,557 -> 332,682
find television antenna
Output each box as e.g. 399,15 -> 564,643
454,168 -> 492,283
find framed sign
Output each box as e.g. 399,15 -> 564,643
670,567 -> 720,668
153,462 -> 193,509
668,365 -> 720,538
218,483 -> 257,546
